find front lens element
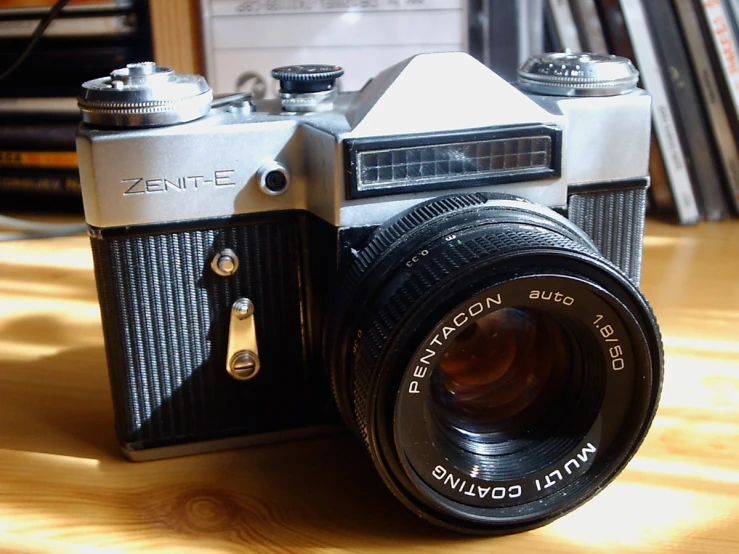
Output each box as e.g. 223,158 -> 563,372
431,308 -> 570,442
412,286 -> 609,485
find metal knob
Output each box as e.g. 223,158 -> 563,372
271,64 -> 343,112
229,350 -> 260,380
78,61 -> 213,127
517,52 -> 639,97
211,249 -> 240,277
226,298 -> 261,381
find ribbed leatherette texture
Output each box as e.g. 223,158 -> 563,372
568,188 -> 646,284
91,216 -> 316,451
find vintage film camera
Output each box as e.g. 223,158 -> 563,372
76,52 -> 662,534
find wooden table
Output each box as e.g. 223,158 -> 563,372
0,218 -> 737,553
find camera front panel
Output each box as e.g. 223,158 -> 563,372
90,212 -> 331,458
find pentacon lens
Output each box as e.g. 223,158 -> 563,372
402,280 -> 610,488
327,193 -> 663,534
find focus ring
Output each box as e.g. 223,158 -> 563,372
342,193 -> 490,294
349,223 -> 595,445
327,193 -> 493,425
271,65 -> 344,81
327,195 -> 663,534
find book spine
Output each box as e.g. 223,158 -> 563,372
0,151 -> 78,169
0,173 -> 81,196
698,1 -> 739,130
0,13 -> 135,38
675,0 -> 739,212
619,0 -> 702,223
569,0 -> 609,53
0,0 -> 128,7
725,0 -> 739,35
647,133 -> 676,214
518,0 -> 545,67
0,97 -> 79,114
467,0 -> 485,63
487,0 -> 521,81
643,0 -> 728,221
0,1 -> 132,15
547,0 -> 583,51
0,123 -> 77,149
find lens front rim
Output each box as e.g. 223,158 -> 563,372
394,273 -> 644,512
361,252 -> 661,533
326,194 -> 662,534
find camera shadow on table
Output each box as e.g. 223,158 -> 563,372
0,342 -> 470,550
1,331 -> 738,552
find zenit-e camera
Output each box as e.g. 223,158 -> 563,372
76,52 -> 662,534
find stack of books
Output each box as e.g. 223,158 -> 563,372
0,0 -> 152,209
539,0 -> 739,223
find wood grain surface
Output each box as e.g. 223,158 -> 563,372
0,218 -> 737,553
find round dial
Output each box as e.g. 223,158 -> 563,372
517,52 -> 639,97
271,64 -> 344,93
78,62 -> 212,127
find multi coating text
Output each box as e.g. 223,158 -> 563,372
432,466 -> 522,500
534,442 -> 597,491
431,442 -> 598,501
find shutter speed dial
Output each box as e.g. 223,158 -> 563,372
517,52 -> 639,97
271,64 -> 344,112
271,64 -> 344,93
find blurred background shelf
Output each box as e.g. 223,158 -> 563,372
4,0 -> 739,224
0,0 -> 153,212
149,0 -> 201,74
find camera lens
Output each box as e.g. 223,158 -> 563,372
430,308 -> 571,452
424,305 -> 607,485
326,193 -> 662,534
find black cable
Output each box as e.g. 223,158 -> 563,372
0,0 -> 83,241
0,0 -> 72,82
0,214 -> 86,241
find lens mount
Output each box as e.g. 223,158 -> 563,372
325,193 -> 662,534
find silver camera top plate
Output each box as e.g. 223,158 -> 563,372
76,52 -> 650,229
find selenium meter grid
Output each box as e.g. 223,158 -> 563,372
357,136 -> 552,190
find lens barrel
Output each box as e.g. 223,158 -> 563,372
325,193 -> 662,534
